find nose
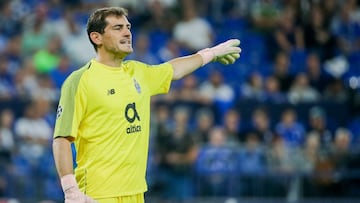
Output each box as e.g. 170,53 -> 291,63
123,28 -> 131,37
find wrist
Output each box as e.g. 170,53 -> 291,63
61,174 -> 78,192
197,48 -> 215,66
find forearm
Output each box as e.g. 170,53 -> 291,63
53,137 -> 97,202
53,137 -> 75,177
168,39 -> 241,80
275,32 -> 292,51
168,54 -> 203,80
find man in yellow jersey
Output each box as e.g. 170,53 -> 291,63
52,7 -> 241,203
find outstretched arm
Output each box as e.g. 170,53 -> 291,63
168,39 -> 241,80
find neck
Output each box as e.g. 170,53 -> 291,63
95,50 -> 127,67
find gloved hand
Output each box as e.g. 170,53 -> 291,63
61,174 -> 98,203
197,39 -> 241,66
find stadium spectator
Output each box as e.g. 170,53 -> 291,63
288,72 -> 321,104
272,6 -> 304,55
305,53 -> 331,92
263,75 -> 288,103
150,103 -> 174,195
174,75 -> 205,104
250,0 -> 281,34
307,106 -> 333,150
223,108 -> 242,145
271,52 -> 294,92
240,72 -> 265,101
0,108 -> 15,199
331,1 -> 360,56
195,126 -> 238,196
321,0 -> 339,27
300,132 -> 328,197
330,128 -> 353,165
304,6 -> 337,61
21,2 -> 53,56
31,74 -> 58,102
323,78 -> 349,103
14,100 -> 52,167
34,97 -> 56,127
132,0 -> 176,55
266,135 -> 297,196
296,132 -> 322,173
199,70 -> 235,119
0,108 -> 15,164
33,35 -> 62,74
329,127 -> 360,196
249,107 -> 274,145
192,107 -> 215,144
161,106 -> 199,202
173,2 -> 214,52
12,59 -> 38,99
237,131 -> 267,196
311,127 -> 354,197
347,0 -> 360,23
3,35 -> 23,75
0,0 -> 359,201
275,108 -> 306,147
0,1 -> 23,39
52,9 -> 95,66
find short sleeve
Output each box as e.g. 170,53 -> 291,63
54,70 -> 87,140
141,62 -> 173,96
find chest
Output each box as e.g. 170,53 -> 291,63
86,71 -> 148,113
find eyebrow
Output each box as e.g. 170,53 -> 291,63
111,23 -> 131,29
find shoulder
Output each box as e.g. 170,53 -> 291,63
62,62 -> 92,89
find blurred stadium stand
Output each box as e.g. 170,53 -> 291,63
0,0 -> 360,202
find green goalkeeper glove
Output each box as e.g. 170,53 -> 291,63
197,39 -> 241,66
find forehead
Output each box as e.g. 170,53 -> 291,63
105,15 -> 130,26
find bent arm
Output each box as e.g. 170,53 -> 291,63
168,54 -> 203,80
53,137 -> 75,178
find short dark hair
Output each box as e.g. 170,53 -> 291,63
86,7 -> 128,51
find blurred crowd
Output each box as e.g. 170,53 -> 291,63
0,0 -> 360,202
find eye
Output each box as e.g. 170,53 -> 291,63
112,25 -> 123,30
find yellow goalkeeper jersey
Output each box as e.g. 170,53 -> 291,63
54,59 -> 173,198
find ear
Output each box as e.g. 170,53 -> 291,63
90,32 -> 102,46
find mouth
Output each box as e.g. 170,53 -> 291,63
120,39 -> 131,45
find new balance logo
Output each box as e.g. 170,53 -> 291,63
107,89 -> 115,95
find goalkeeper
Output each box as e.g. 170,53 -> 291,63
52,6 -> 241,203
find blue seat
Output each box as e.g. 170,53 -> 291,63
148,29 -> 171,53
290,49 -> 308,74
238,32 -> 269,68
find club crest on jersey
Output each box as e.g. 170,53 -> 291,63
133,78 -> 141,94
